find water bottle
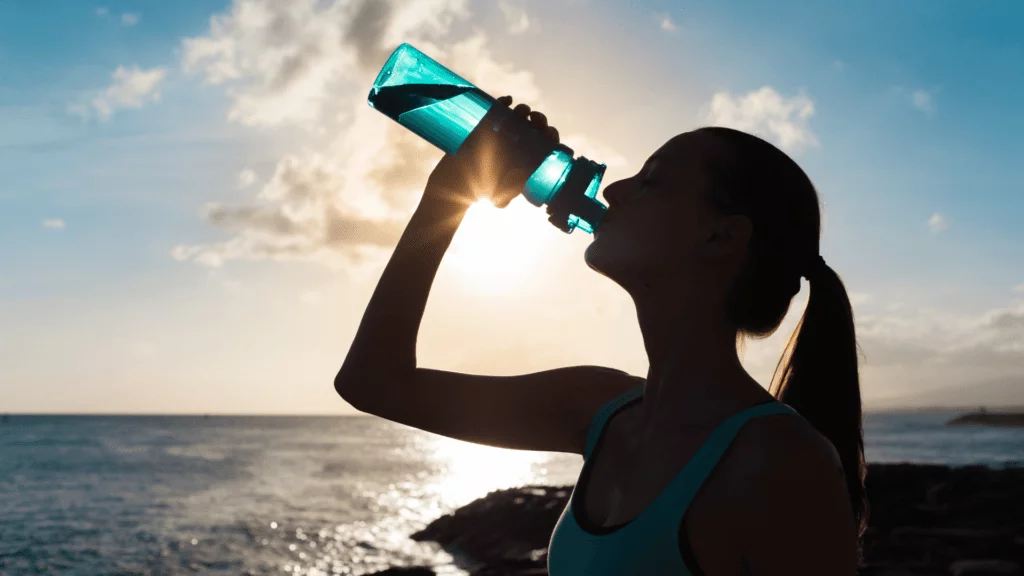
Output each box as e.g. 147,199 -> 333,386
367,43 -> 607,234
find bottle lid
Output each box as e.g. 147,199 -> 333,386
546,157 -> 607,233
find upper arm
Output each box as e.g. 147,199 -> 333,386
735,421 -> 860,575
340,365 -> 642,455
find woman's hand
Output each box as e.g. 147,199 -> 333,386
425,95 -> 561,209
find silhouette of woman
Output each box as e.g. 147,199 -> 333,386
336,95 -> 866,575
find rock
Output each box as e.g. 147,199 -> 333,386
948,559 -> 1020,575
393,464 -> 1024,576
411,484 -> 572,570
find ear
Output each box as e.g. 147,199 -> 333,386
705,214 -> 752,259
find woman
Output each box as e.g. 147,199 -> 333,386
335,95 -> 867,575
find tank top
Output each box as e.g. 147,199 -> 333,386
547,383 -> 802,576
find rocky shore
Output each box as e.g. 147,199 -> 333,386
369,464 -> 1023,576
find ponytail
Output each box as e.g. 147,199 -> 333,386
770,263 -> 869,563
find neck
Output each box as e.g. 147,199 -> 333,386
632,284 -> 767,438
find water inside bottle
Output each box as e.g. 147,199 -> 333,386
368,83 -> 495,155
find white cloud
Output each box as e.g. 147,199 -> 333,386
739,292 -> 1024,408
180,0 -> 470,127
237,168 -> 256,189
121,13 -> 140,26
704,86 -> 818,154
96,7 -> 109,16
498,1 -> 531,34
73,65 -> 168,121
42,219 -> 66,229
928,212 -> 949,233
911,89 -> 936,114
175,0 -> 552,268
1014,283 -> 1024,293
854,301 -> 1024,406
660,14 -> 677,31
848,292 -> 872,306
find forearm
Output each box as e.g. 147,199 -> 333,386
335,184 -> 469,396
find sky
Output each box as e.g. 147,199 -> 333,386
1,0 -> 1022,414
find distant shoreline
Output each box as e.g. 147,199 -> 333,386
946,412 -> 1024,428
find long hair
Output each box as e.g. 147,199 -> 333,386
695,127 -> 868,562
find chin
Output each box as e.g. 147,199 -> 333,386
584,238 -> 621,281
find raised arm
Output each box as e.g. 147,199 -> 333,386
334,96 -> 640,454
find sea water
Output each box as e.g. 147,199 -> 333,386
3,412 -> 1017,574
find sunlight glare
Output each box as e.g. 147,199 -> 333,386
425,435 -> 551,509
448,197 -> 551,293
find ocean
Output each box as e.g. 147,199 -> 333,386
1,411 -> 1021,575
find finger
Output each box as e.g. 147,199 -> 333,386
513,103 -> 531,117
545,126 -> 559,143
528,111 -> 548,130
497,95 -> 512,106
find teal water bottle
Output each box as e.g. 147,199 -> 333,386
367,43 -> 606,234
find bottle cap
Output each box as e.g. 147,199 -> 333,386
546,157 -> 607,233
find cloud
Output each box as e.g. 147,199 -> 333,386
498,1 -> 531,34
848,292 -> 872,306
704,86 -> 818,154
911,89 -> 936,114
42,219 -> 66,229
928,211 -> 949,233
854,301 -> 1024,407
180,0 -> 470,127
237,168 -> 256,189
739,292 -> 1024,408
72,65 -> 168,121
1014,283 -> 1024,293
121,13 -> 140,26
96,7 -> 109,16
832,59 -> 845,71
660,14 -> 677,31
174,0 -> 556,268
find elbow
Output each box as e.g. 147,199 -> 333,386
333,356 -> 414,408
334,363 -> 363,403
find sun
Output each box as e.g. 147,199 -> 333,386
447,197 -> 551,293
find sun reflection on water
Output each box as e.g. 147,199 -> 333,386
422,435 -> 554,509
265,430 -> 573,575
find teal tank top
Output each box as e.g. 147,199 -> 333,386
547,383 -> 802,576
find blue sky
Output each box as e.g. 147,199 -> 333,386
2,0 -> 1022,413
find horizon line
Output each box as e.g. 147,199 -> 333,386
5,406 -> 1024,417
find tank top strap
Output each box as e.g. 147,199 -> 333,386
583,383 -> 645,460
642,400 -> 803,527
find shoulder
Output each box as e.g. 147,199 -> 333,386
733,409 -> 843,476
724,410 -> 859,573
725,409 -> 847,511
